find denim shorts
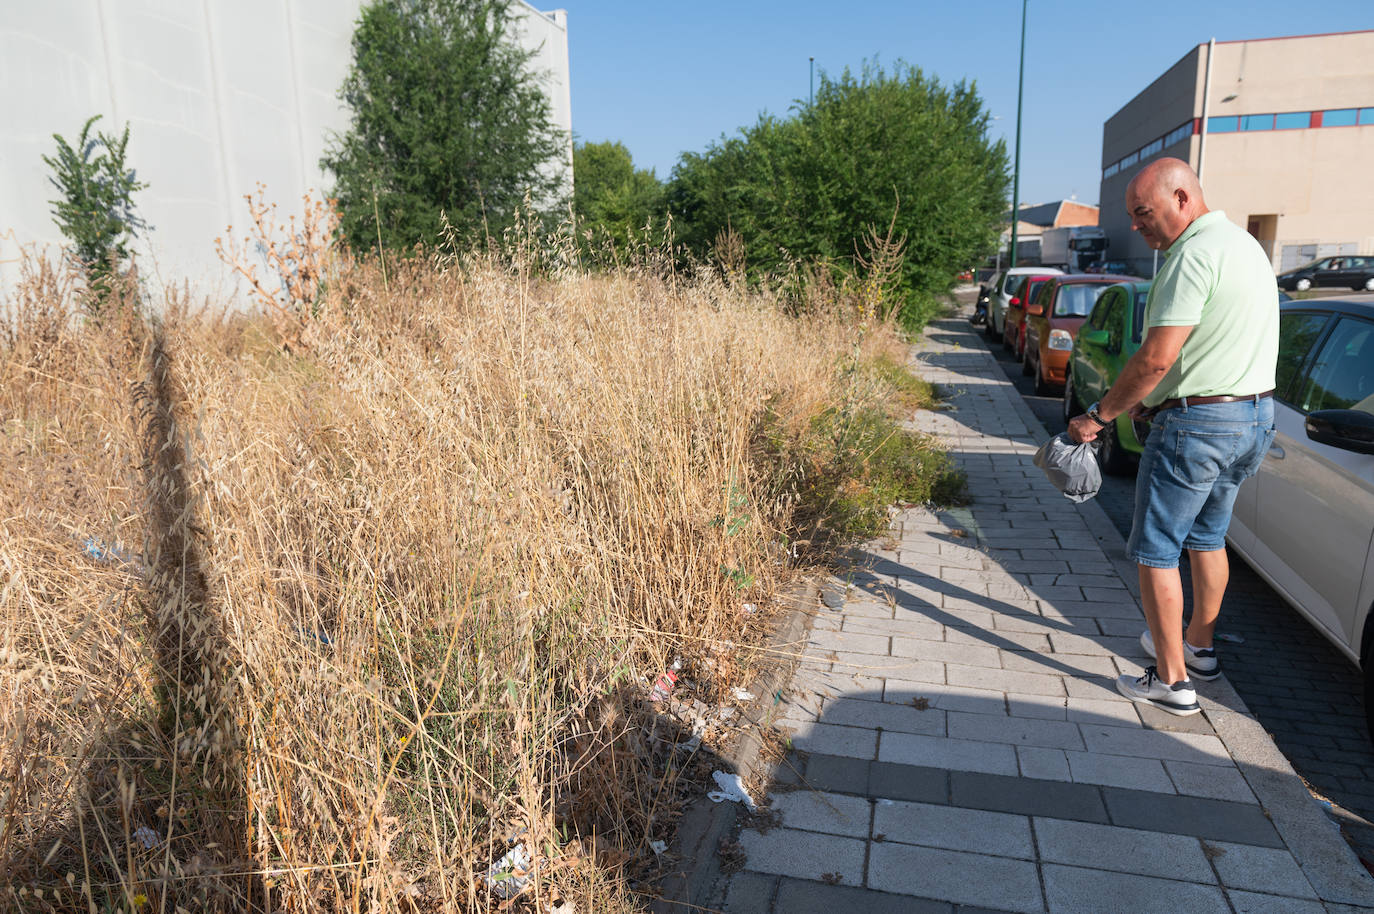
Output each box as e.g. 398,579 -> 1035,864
1127,398 -> 1276,568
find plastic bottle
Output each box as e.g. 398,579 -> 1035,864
649,658 -> 683,702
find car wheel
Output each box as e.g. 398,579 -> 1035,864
984,312 -> 999,341
1296,278 -> 1312,292
1021,340 -> 1034,376
1003,324 -> 1016,352
1365,277 -> 1374,292
1363,638 -> 1374,745
1033,358 -> 1052,396
1062,370 -> 1077,424
1096,418 -> 1134,476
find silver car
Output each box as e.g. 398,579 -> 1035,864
1227,298 -> 1374,731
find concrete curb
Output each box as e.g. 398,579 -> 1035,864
946,326 -> 1374,909
651,580 -> 819,913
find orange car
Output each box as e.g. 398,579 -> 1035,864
1023,274 -> 1137,395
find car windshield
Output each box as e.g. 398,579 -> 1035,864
1054,283 -> 1107,317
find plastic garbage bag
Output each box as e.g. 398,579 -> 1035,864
1033,432 -> 1101,503
707,770 -> 759,810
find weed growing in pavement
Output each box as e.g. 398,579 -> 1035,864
1,228 -> 958,911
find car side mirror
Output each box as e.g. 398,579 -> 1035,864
1025,302 -> 1044,316
1305,409 -> 1374,455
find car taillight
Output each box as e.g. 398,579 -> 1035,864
1048,329 -> 1073,350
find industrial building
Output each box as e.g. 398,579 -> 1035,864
0,1 -> 572,299
1098,30 -> 1374,277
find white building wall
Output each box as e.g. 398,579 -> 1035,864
0,0 -> 571,303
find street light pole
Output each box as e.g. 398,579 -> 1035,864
1008,0 -> 1028,270
809,57 -> 814,108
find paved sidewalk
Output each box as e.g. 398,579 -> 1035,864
710,316 -> 1374,913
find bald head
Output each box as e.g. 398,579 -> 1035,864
1125,157 -> 1209,251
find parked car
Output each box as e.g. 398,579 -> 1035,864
1085,259 -> 1130,275
1023,274 -> 1134,396
1062,280 -> 1154,474
1277,256 -> 1374,292
1226,298 -> 1374,735
1002,273 -> 1059,360
985,265 -> 1064,341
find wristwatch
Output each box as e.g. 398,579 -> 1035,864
1085,402 -> 1112,428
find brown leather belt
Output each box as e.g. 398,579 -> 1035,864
1151,390 -> 1273,412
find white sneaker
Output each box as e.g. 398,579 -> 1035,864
1117,666 -> 1200,716
1140,629 -> 1221,681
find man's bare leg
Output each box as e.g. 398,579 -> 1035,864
1184,547 -> 1228,650
1139,564 -> 1189,683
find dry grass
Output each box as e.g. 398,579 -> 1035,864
1,240 -> 937,912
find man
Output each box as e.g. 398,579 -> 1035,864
1067,157 -> 1278,716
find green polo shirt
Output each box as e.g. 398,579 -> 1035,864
1142,210 -> 1279,408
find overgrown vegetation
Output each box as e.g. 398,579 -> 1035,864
41,114 -> 148,311
666,62 -> 1008,330
1,224 -> 962,911
572,141 -> 665,261
321,0 -> 568,251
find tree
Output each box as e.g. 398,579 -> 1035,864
322,0 -> 568,253
666,62 -> 1009,326
42,114 -> 149,301
571,141 -> 664,253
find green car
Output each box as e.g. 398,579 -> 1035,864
1062,281 -> 1154,475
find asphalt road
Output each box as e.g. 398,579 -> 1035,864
957,291 -> 1374,870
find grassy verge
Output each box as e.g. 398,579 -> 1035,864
1,249 -> 960,912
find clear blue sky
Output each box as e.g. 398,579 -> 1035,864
563,1 -> 1373,208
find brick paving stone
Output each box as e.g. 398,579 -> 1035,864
1005,693 -> 1068,720
829,651 -> 946,682
779,720 -> 878,760
946,627 -> 1053,652
946,664 -> 1067,697
1042,863 -> 1227,914
1033,817 -> 1215,882
1000,650 -> 1122,679
738,827 -> 867,885
1064,750 -> 1175,793
889,636 -> 1003,667
950,771 -> 1109,822
1066,696 -> 1143,728
1079,724 -> 1232,766
1100,787 -> 1283,846
821,696 -> 948,736
879,732 -> 1018,775
882,680 -> 1003,713
721,871 -> 777,912
867,843 -> 1043,913
868,761 -> 951,804
874,799 -> 1034,859
946,710 -> 1086,750
1164,759 -> 1258,804
768,789 -> 872,838
1223,889 -> 1327,914
844,616 -> 944,640
773,878 -> 952,914
1209,841 -> 1320,897
802,754 -> 870,796
1017,746 -> 1072,781
808,630 -> 891,656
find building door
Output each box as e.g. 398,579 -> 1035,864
1246,214 -> 1278,265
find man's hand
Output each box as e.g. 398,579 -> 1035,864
1067,414 -> 1105,444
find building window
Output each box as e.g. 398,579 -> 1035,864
1274,111 -> 1311,130
1141,138 -> 1163,157
1103,162 -> 1118,179
1324,108 -> 1358,127
1361,107 -> 1374,125
1240,114 -> 1274,131
1120,151 -> 1138,168
1163,122 -> 1192,147
1208,116 -> 1238,133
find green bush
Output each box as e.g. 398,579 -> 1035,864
667,61 -> 1008,331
